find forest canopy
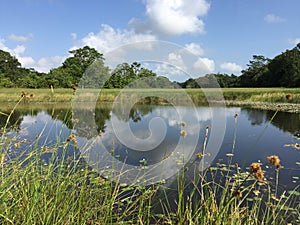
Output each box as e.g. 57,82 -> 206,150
0,43 -> 300,88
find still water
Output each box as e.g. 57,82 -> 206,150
1,103 -> 299,190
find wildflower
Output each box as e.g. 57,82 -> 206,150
267,155 -> 280,166
66,134 -> 76,142
254,170 -> 264,181
249,163 -> 262,174
196,153 -> 203,158
234,113 -> 239,118
180,130 -> 187,137
233,190 -> 242,198
285,93 -> 292,100
249,163 -> 264,181
21,91 -> 26,97
180,121 -> 186,127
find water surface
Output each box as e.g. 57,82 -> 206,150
1,103 -> 299,190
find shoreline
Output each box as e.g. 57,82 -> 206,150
225,100 -> 300,113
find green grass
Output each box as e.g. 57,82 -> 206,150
0,101 -> 299,224
1,88 -> 300,104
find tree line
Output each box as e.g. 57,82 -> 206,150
1,43 -> 300,88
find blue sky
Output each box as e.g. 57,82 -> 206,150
1,0 -> 300,80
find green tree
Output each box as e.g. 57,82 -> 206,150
0,49 -> 22,84
48,46 -> 104,88
268,44 -> 300,87
239,55 -> 270,87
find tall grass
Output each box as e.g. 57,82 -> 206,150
1,88 -> 300,104
0,100 -> 299,224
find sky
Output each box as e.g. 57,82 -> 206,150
1,0 -> 300,81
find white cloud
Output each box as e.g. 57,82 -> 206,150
184,43 -> 205,56
264,14 -> 286,23
18,56 -> 36,68
288,38 -> 300,46
167,52 -> 186,70
0,38 -> 64,72
35,56 -> 65,73
9,33 -> 33,42
129,0 -> 210,36
12,45 -> 26,55
12,46 -> 35,68
0,38 -> 10,52
74,24 -> 157,54
0,44 -> 36,68
220,62 -> 242,73
193,57 -> 215,74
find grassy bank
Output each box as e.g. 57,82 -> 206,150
0,107 -> 299,224
0,88 -> 300,113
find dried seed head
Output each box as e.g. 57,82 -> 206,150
180,130 -> 187,137
233,190 -> 242,198
255,170 -> 264,181
180,121 -> 186,127
267,155 -> 280,166
249,163 -> 261,173
285,93 -> 292,100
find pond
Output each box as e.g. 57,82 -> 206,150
1,102 -> 300,191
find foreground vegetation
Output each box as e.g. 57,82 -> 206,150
0,101 -> 299,224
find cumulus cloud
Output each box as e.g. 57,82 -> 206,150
0,38 -> 10,52
167,52 -> 186,70
13,46 -> 35,68
0,38 -> 64,72
264,14 -> 286,23
9,33 -> 33,42
35,56 -> 65,73
184,43 -> 205,56
129,0 -> 210,36
73,24 -> 157,54
0,43 -> 36,68
193,57 -> 215,74
220,62 -> 242,73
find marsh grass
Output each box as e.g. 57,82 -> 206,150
0,99 -> 299,224
1,88 -> 300,104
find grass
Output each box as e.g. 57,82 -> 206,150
0,98 -> 299,224
1,88 -> 300,104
